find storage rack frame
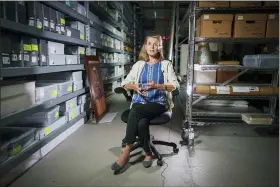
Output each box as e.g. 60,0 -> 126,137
0,1 -> 141,185
177,2 -> 279,142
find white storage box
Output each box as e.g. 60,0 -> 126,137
73,80 -> 83,91
77,94 -> 89,104
1,81 -> 35,99
56,81 -> 73,97
59,97 -> 78,113
47,41 -> 65,55
243,54 -> 279,68
37,116 -> 67,140
194,65 -> 216,84
80,102 -> 90,113
66,55 -> 78,64
63,106 -> 81,121
48,54 -> 66,66
35,83 -> 58,103
1,94 -> 35,117
36,71 -> 83,82
242,114 -> 273,125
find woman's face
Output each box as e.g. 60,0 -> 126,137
145,37 -> 160,57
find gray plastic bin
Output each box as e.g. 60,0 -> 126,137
0,127 -> 36,163
243,54 -> 279,68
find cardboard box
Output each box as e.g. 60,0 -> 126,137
195,85 -> 210,94
197,14 -> 233,38
264,1 -> 279,7
266,14 -> 279,37
198,1 -> 229,7
233,14 -> 267,38
230,1 -> 261,7
216,70 -> 239,83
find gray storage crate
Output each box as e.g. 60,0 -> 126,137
14,105 -> 60,127
37,81 -> 73,97
243,54 -> 279,68
59,97 -> 78,113
61,106 -> 81,121
35,83 -> 58,103
0,127 -> 36,163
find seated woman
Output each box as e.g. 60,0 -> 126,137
111,35 -> 180,171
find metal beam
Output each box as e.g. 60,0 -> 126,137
167,2 -> 176,61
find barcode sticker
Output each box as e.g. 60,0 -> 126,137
67,30 -> 71,36
37,21 -> 42,29
216,86 -> 230,95
232,86 -> 249,93
50,22 -> 55,29
41,55 -> 46,62
44,20 -> 49,27
32,56 -> 37,63
204,15 -> 210,20
24,54 -> 30,61
61,26 -> 65,32
29,19 -> 35,26
210,86 -> 216,89
12,54 -> 18,61
2,56 -> 10,64
237,16 -> 243,20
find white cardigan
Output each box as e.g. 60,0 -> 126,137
121,60 -> 180,112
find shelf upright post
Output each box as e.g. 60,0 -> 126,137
84,1 -> 91,56
186,2 -> 196,130
174,2 -> 180,74
0,26 -> 2,81
269,70 -> 279,123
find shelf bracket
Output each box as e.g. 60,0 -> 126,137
192,69 -> 249,105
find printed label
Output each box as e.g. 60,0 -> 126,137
2,56 -> 10,64
60,18 -> 65,25
237,16 -> 243,20
70,103 -> 74,109
232,86 -> 250,93
24,54 -> 30,61
55,111 -> 59,118
32,56 -> 37,63
216,86 -> 230,95
44,127 -> 51,135
44,20 -> 49,27
41,55 -> 46,62
50,22 -> 55,29
29,19 -> 35,26
61,26 -> 65,32
12,145 -> 22,155
19,54 -> 22,61
51,90 -> 57,97
12,54 -> 18,61
67,86 -> 73,92
210,86 -> 216,90
249,87 -> 259,92
56,25 -> 61,32
31,44 -> 38,51
23,44 -> 32,51
269,14 -> 275,19
70,112 -> 76,119
67,30 -> 72,36
80,48 -> 85,55
37,20 -> 42,29
80,34 -> 84,40
204,15 -> 210,20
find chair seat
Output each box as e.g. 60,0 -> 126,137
121,109 -> 171,125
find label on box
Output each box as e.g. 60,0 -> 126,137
32,56 -> 37,63
67,58 -> 72,64
52,90 -> 57,97
41,55 -> 46,62
61,26 -> 65,32
269,14 -> 275,19
249,87 -> 259,92
37,20 -> 42,29
237,16 -> 243,20
44,127 -> 51,135
67,30 -> 71,37
56,26 -> 61,33
12,145 -> 22,155
24,54 -> 30,61
70,112 -> 75,120
31,44 -> 38,51
204,15 -> 210,20
80,34 -> 84,40
216,86 -> 230,94
50,22 -> 55,29
67,86 -> 72,92
55,111 -> 59,118
80,48 -> 85,55
70,102 -> 74,109
44,20 -> 49,27
60,18 -> 65,25
23,44 -> 32,51
12,54 -> 18,61
210,86 -> 216,90
19,54 -> 22,61
29,19 -> 35,26
232,86 -> 250,93
2,56 -> 10,64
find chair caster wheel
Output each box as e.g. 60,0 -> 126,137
173,148 -> 179,153
157,160 -> 163,166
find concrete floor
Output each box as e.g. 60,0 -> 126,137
9,95 -> 279,187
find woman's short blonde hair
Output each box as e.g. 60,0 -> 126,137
138,35 -> 164,61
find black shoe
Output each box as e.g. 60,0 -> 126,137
111,159 -> 129,171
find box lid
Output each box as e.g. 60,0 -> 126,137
235,14 -> 267,21
200,14 -> 233,21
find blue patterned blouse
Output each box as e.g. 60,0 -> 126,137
132,62 -> 167,105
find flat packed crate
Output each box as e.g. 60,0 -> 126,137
0,127 -> 36,163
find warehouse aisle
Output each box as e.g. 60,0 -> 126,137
9,94 -> 279,187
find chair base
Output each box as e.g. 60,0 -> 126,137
122,137 -> 179,166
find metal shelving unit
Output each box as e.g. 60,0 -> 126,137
177,2 -> 279,140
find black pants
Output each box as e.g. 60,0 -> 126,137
123,102 -> 167,153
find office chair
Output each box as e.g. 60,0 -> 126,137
114,87 -> 179,166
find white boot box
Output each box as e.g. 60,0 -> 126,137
48,54 -> 66,66
65,55 -> 78,64
73,80 -> 83,91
